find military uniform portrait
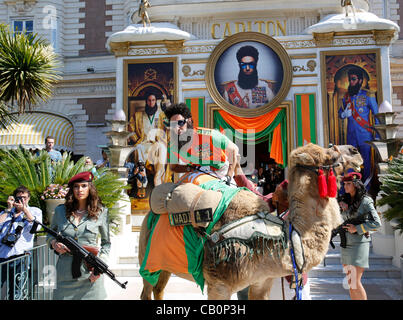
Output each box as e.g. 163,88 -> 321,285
321,50 -> 382,193
206,32 -> 292,118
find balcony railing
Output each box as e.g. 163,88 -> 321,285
0,242 -> 58,300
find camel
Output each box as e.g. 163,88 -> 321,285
138,143 -> 363,300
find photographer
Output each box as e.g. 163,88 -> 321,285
0,186 -> 42,299
126,160 -> 148,198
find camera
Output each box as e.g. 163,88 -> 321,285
14,196 -> 23,203
136,161 -> 145,172
1,223 -> 24,247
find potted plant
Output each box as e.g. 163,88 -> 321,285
41,183 -> 69,224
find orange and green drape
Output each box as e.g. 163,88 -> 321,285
213,108 -> 288,167
295,93 -> 317,147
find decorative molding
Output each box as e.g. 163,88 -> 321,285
372,29 -> 396,46
312,32 -> 335,47
182,65 -> 205,77
4,0 -> 36,14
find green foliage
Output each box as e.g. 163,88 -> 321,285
377,154 -> 403,234
92,168 -> 130,234
0,24 -> 61,114
0,146 -> 129,234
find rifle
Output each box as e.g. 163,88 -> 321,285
30,219 -> 127,289
330,213 -> 371,249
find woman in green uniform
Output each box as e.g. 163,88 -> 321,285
47,171 -> 111,300
338,172 -> 381,300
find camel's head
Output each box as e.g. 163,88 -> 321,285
326,145 -> 363,175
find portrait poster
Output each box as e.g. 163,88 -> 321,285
206,32 -> 292,118
321,49 -> 382,190
124,58 -> 178,214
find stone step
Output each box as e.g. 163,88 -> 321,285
119,256 -> 138,264
310,264 -> 401,279
110,263 -> 140,277
320,252 -> 394,266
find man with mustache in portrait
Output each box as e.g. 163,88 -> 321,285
222,45 -> 275,109
339,66 -> 379,189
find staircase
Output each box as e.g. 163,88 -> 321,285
309,236 -> 401,279
110,256 -> 140,277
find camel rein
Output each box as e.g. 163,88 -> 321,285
296,162 -> 340,174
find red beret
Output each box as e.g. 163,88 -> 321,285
68,171 -> 94,186
342,172 -> 362,182
279,179 -> 288,190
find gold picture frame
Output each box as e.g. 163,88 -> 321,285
205,32 -> 292,118
320,49 -> 382,146
206,102 -> 294,168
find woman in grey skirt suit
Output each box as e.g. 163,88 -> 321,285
338,172 -> 381,300
47,171 -> 111,300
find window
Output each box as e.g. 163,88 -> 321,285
12,20 -> 33,36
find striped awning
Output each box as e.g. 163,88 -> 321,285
0,112 -> 74,151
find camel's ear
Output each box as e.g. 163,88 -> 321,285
332,145 -> 340,153
293,152 -> 315,165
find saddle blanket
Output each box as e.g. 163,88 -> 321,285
139,172 -> 243,291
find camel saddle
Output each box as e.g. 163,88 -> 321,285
206,211 -> 288,266
150,182 -> 222,228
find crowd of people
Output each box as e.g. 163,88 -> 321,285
0,103 -> 382,301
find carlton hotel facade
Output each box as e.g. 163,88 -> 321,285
0,0 -> 402,269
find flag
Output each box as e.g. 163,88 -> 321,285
185,97 -> 205,127
296,93 -> 317,146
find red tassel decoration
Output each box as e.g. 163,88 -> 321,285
318,169 -> 328,198
327,169 -> 337,198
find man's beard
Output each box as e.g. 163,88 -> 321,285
348,82 -> 362,97
145,104 -> 157,116
171,122 -> 194,151
238,69 -> 258,90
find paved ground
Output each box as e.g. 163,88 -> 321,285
105,275 -> 402,300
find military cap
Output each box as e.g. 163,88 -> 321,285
68,171 -> 94,186
342,172 -> 362,182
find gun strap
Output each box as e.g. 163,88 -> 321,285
72,254 -> 82,278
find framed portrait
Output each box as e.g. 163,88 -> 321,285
320,49 -> 382,190
206,32 -> 292,118
320,49 -> 382,145
123,58 -> 178,214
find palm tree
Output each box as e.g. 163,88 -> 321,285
0,146 -> 128,233
0,23 -> 61,117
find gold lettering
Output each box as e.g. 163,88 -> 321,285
265,21 -> 276,36
254,21 -> 264,33
210,20 -> 288,38
211,23 -> 220,39
235,22 -> 245,33
277,20 -> 287,36
223,23 -> 232,38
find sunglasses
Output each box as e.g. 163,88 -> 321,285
239,62 -> 256,70
164,119 -> 187,128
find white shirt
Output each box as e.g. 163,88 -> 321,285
0,206 -> 42,259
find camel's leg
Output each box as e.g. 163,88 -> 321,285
248,278 -> 274,300
152,271 -> 172,300
207,282 -> 232,300
140,279 -> 154,300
